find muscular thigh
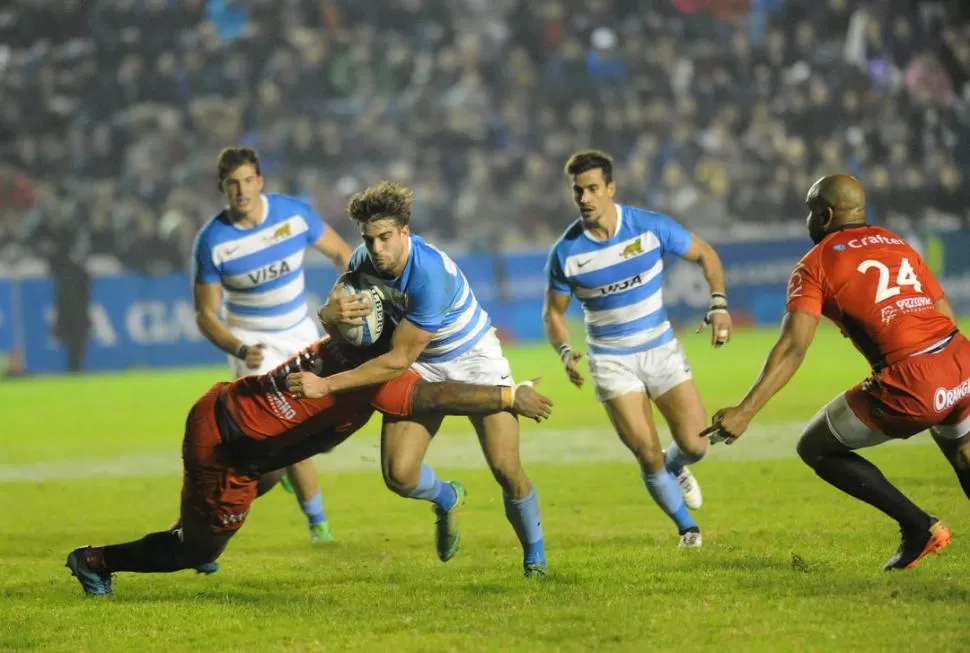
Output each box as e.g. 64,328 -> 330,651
653,378 -> 707,454
381,413 -> 443,476
603,391 -> 661,458
469,411 -> 521,470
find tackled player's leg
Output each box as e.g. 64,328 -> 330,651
796,393 -> 950,571
470,409 -> 546,577
381,413 -> 466,562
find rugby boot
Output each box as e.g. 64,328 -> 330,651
434,481 -> 467,562
883,519 -> 950,571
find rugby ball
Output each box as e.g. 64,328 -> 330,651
334,281 -> 384,347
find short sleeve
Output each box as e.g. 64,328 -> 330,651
191,231 -> 221,284
545,248 -> 571,295
651,214 -> 692,257
300,201 -> 326,243
786,258 -> 825,318
404,256 -> 455,333
369,370 -> 420,417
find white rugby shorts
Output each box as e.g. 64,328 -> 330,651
227,315 -> 321,379
587,339 -> 693,402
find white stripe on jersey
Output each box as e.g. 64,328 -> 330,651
563,231 -> 660,277
593,321 -> 672,349
227,303 -> 308,331
583,288 -> 664,328
212,215 -> 309,265
434,291 -> 475,339
423,310 -> 489,357
222,250 -> 306,290
225,275 -> 306,308
574,259 -> 664,301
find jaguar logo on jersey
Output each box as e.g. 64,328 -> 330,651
248,260 -> 291,285
934,378 -> 970,412
267,223 -> 292,241
621,237 -> 644,259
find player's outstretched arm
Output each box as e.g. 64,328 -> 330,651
682,235 -> 732,347
410,380 -> 553,422
704,310 -> 820,443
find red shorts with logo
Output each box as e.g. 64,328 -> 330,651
181,382 -> 258,534
846,333 -> 970,439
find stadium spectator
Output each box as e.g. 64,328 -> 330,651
0,0 -> 968,276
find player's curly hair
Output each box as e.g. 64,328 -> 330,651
217,147 -> 261,187
347,181 -> 413,227
564,150 -> 614,184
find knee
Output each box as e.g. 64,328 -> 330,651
383,460 -> 419,497
956,442 -> 970,470
677,433 -> 708,461
627,436 -> 664,470
796,432 -> 825,468
487,457 -> 529,496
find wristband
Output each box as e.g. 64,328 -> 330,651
558,344 -> 573,365
235,343 -> 249,360
501,386 -> 514,410
704,293 -> 729,324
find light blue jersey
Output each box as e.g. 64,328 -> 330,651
546,203 -> 692,355
193,193 -> 326,332
348,234 -> 490,363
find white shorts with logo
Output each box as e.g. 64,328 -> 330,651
228,315 -> 321,379
411,328 -> 513,387
587,339 -> 693,402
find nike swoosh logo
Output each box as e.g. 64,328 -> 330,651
225,246 -> 240,256
576,259 -> 592,268
500,374 -> 510,380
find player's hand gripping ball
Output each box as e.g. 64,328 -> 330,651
333,281 -> 385,347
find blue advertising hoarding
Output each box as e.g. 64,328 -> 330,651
2,236 -> 814,374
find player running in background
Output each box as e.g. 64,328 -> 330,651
705,174 -> 969,570
542,150 -> 732,548
65,328 -> 553,597
192,147 -> 352,544
298,181 -> 549,577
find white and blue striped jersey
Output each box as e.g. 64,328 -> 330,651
546,203 -> 693,355
193,193 -> 327,332
348,235 -> 490,363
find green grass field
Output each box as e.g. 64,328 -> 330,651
1,323 -> 968,652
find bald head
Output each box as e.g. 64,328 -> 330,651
807,174 -> 866,218
805,174 -> 867,244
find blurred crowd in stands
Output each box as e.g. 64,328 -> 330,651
1,0 -> 969,276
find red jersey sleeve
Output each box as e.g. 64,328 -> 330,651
786,254 -> 825,318
369,370 -> 420,417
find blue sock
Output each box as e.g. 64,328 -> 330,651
503,486 -> 545,565
642,467 -> 697,533
299,492 -> 326,527
408,464 -> 457,511
665,443 -> 702,477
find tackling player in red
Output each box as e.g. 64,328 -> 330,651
65,329 -> 553,596
704,174 -> 970,571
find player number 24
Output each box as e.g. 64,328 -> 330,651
856,258 -> 922,303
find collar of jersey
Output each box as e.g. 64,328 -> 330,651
582,203 -> 624,243
227,194 -> 269,230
